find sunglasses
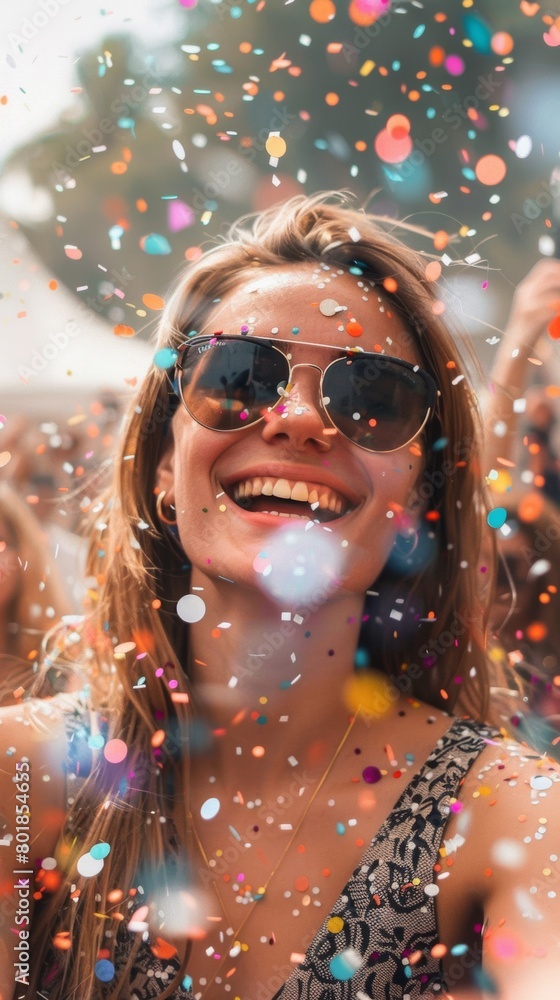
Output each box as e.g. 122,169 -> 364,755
170,334 -> 438,453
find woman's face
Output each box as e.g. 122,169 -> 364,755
156,263 -> 428,598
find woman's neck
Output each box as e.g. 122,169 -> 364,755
185,567 -> 368,790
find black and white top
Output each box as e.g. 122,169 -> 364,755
45,702 -> 496,999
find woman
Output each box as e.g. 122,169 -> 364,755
2,193 -> 559,1000
488,491 -> 560,750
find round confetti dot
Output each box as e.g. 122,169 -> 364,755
252,745 -> 265,758
140,233 -> 172,255
153,347 -> 179,369
77,852 -> 104,878
346,320 -> 363,337
177,594 -> 206,623
362,765 -> 382,784
309,0 -> 336,23
531,775 -> 553,791
450,943 -> 469,956
0,452 -> 11,468
374,127 -> 413,164
425,261 -> 442,282
42,856 -> 57,871
319,297 -> 340,316
295,876 -> 309,892
94,959 -> 115,982
518,492 -> 544,522
386,114 -> 411,139
548,315 -> 560,339
475,154 -> 507,186
113,324 -> 136,338
114,641 -> 136,655
327,916 -> 345,933
64,245 -> 83,260
90,842 -> 111,861
48,280 -> 58,290
104,739 -> 127,764
348,0 -> 381,27
424,883 -> 439,896
265,135 -> 287,157
487,507 -> 507,529
142,293 -> 165,310
325,92 -> 339,106
491,31 -> 514,55
444,54 -> 465,76
201,797 -> 220,820
329,947 -> 363,979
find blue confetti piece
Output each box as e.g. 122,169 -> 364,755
94,959 -> 115,982
153,347 -> 179,369
462,12 -> 492,54
487,507 -> 507,529
91,842 -> 111,860
413,24 -> 425,38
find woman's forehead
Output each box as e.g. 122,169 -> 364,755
202,263 -> 418,361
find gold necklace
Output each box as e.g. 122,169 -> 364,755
187,707 -> 362,995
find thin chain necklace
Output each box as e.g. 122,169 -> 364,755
187,707 -> 362,995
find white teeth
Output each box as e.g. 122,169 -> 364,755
290,481 -> 309,502
230,475 -> 349,514
272,479 -> 292,499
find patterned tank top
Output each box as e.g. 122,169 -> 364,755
54,703 -> 497,999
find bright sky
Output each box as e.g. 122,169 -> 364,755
0,0 -> 185,164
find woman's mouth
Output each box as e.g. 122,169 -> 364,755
223,476 -> 355,523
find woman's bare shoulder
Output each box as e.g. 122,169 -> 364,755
448,733 -> 560,997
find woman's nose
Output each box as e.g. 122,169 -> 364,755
260,363 -> 333,452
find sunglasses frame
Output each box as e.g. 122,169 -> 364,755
170,334 -> 438,454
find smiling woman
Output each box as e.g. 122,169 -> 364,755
2,192 -> 560,1000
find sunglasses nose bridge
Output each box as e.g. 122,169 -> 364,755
283,361 -> 324,398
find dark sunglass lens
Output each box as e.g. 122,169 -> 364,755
323,356 -> 431,451
181,339 -> 287,430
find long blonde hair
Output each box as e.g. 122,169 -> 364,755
27,192 -> 495,998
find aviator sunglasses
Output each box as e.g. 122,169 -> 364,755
168,334 -> 438,454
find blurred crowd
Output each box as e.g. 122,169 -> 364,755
0,394 -> 121,692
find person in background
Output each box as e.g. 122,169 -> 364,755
488,491 -> 560,750
484,258 -> 560,502
0,480 -> 70,667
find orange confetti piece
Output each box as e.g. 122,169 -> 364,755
113,324 -> 136,338
475,154 -> 507,186
382,276 -> 398,293
142,293 -> 165,310
309,0 -> 336,23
